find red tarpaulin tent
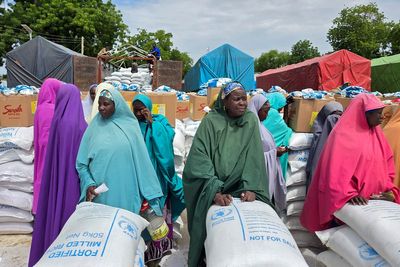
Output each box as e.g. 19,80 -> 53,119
256,49 -> 371,92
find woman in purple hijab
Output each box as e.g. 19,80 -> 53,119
33,78 -> 62,214
28,84 -> 87,267
248,94 -> 287,212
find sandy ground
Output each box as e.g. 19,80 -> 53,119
0,211 -> 190,267
0,234 -> 31,267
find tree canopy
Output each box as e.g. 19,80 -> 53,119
289,39 -> 320,64
0,0 -> 128,65
327,3 -> 395,59
255,50 -> 290,73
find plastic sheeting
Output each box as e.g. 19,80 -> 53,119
256,49 -> 371,92
183,44 -> 254,91
372,53 -> 400,93
6,36 -> 82,87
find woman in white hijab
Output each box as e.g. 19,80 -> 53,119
82,84 -> 97,122
248,93 -> 287,212
88,82 -> 114,123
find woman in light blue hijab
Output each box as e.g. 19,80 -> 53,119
262,92 -> 293,179
76,86 -> 163,215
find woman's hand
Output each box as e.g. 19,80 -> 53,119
240,191 -> 256,202
214,192 -> 233,206
141,108 -> 153,124
86,186 -> 98,202
348,195 -> 368,205
276,146 -> 288,157
370,191 -> 395,202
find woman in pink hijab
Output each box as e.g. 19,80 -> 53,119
33,78 -> 62,214
300,93 -> 400,231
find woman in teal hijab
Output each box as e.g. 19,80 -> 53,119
183,82 -> 271,267
133,94 -> 185,264
262,92 -> 292,179
76,86 -> 163,216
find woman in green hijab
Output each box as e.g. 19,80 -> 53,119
183,82 -> 272,267
262,92 -> 292,179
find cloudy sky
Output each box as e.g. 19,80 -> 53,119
113,0 -> 400,61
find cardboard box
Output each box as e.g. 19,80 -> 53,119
120,91 -> 139,110
176,100 -> 190,120
0,95 -> 38,127
207,87 -> 221,106
189,94 -> 207,121
335,95 -> 383,110
145,92 -> 177,127
288,97 -> 334,133
381,104 -> 400,128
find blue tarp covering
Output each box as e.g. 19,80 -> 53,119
183,44 -> 255,91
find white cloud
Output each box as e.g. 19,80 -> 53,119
116,0 -> 400,62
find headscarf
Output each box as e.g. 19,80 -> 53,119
33,78 -> 62,214
89,82 -> 113,122
82,84 -> 97,122
183,90 -> 271,267
248,94 -> 286,212
99,89 -> 114,101
133,94 -> 185,222
76,87 -> 163,215
383,108 -> 400,187
29,84 -> 87,267
221,82 -> 244,99
300,94 -> 400,231
265,92 -> 287,110
262,92 -> 293,179
305,101 -> 343,189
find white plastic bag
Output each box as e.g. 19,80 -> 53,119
0,148 -> 34,164
0,222 -> 33,234
0,205 -> 33,223
290,230 -> 322,248
283,216 -> 307,231
316,225 -> 389,267
0,127 -> 33,150
288,149 -> 309,164
0,188 -> 32,211
205,199 -> 308,267
335,200 -> 400,266
317,250 -> 352,267
286,169 -> 307,187
0,181 -> 33,192
0,161 -> 33,183
287,201 -> 304,216
288,133 -> 313,150
134,238 -> 146,267
286,185 -> 306,202
35,202 -> 149,267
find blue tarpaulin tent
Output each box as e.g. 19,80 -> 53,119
183,44 -> 254,91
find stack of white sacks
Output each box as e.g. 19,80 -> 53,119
173,119 -> 202,176
0,127 -> 34,234
316,200 -> 400,267
104,67 -> 152,91
283,132 -> 325,264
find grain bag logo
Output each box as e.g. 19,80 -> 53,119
118,217 -> 138,240
358,243 -> 379,260
2,104 -> 23,116
211,208 -> 233,221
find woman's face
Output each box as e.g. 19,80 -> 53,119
90,87 -> 97,102
98,96 -> 115,119
365,108 -> 383,127
258,101 -> 271,121
223,89 -> 247,118
133,100 -> 146,121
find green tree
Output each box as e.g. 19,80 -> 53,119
255,50 -> 290,73
289,40 -> 320,64
126,28 -> 193,77
327,3 -> 392,59
0,0 -> 128,65
388,22 -> 400,55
